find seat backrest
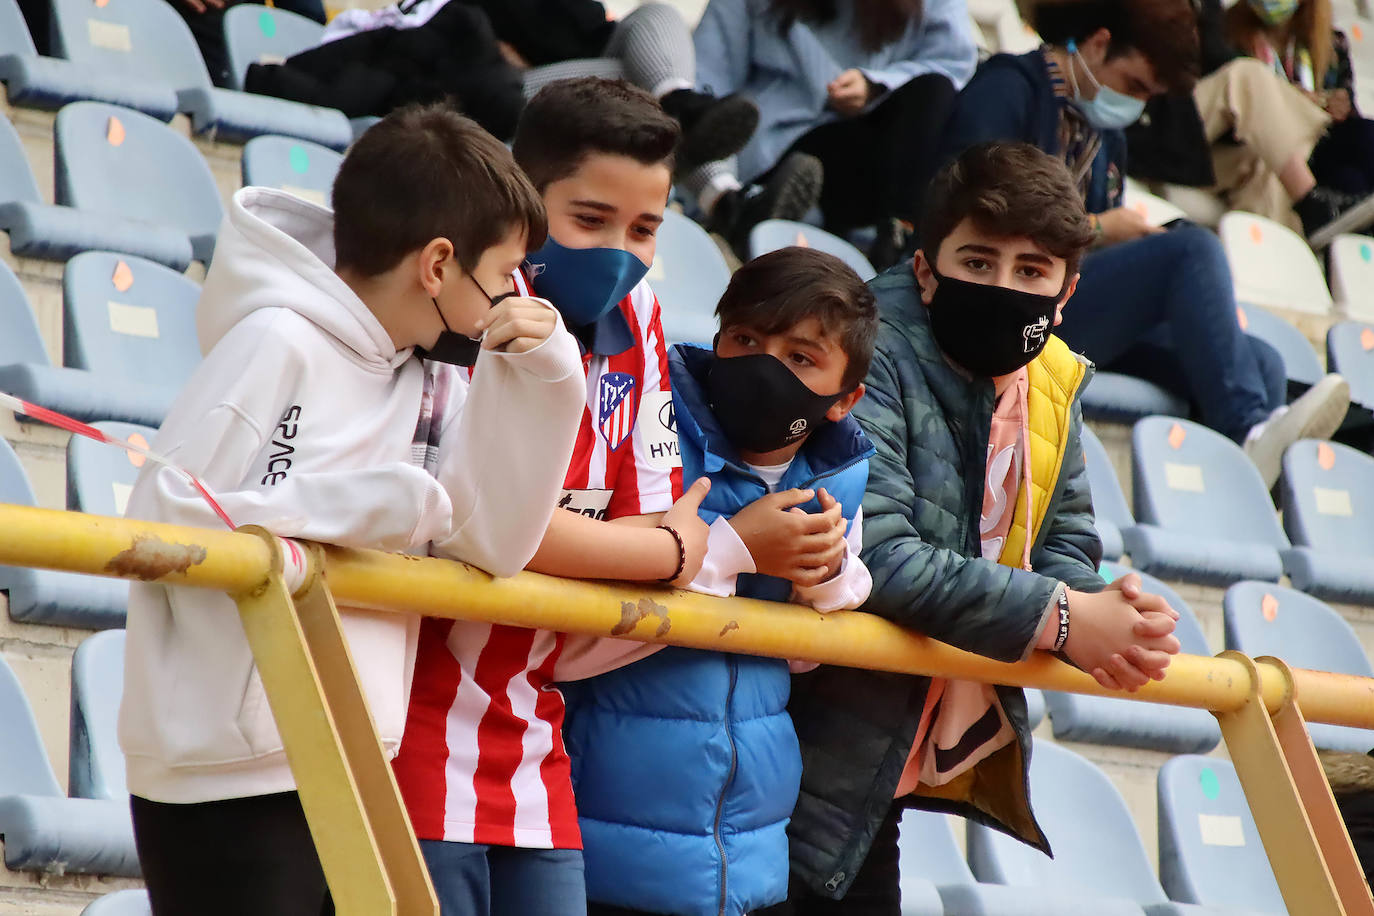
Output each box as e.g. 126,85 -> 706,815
1328,234 -> 1374,322
1122,179 -> 1187,227
1099,562 -> 1211,655
1224,580 -> 1374,677
1080,425 -> 1133,532
0,114 -> 44,207
62,251 -> 201,387
967,740 -> 1167,904
1281,438 -> 1374,553
0,0 -> 38,58
49,0 -> 210,91
0,259 -> 52,367
1131,417 -> 1288,548
748,219 -> 877,281
1219,212 -> 1332,315
0,437 -> 38,507
80,890 -> 152,916
897,808 -> 978,886
1328,320 -> 1374,408
70,629 -> 127,800
222,5 -> 323,91
67,422 -> 155,518
652,209 -> 731,346
1156,755 -> 1284,911
0,652 -> 64,797
1237,303 -> 1324,387
55,102 -> 223,250
240,135 -> 341,206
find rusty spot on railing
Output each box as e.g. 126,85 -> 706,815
719,621 -> 739,637
104,535 -> 207,580
612,597 -> 671,637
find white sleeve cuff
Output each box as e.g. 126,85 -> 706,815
685,515 -> 757,597
792,540 -> 872,612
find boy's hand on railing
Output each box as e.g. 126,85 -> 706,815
729,488 -> 847,587
1063,586 -> 1182,692
660,477 -> 714,587
476,297 -> 559,354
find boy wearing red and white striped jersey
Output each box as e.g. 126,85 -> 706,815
392,78 -> 716,916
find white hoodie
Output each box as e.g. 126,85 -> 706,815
118,188 -> 585,804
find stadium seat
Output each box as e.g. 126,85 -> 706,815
1157,756 -> 1285,913
241,135 -> 341,206
67,421 -> 156,519
1124,417 -> 1288,585
1236,303 -> 1325,392
69,630 -> 127,801
0,437 -> 130,629
63,250 -> 200,418
1219,212 -> 1333,315
1080,373 -> 1188,426
222,4 -> 323,92
1044,563 -> 1221,753
1024,688 -> 1045,731
0,113 -> 192,269
81,891 -> 152,916
1224,581 -> 1374,752
747,219 -> 877,281
1123,179 -> 1188,227
0,652 -> 139,876
1081,425 -> 1134,560
47,0 -> 351,149
1328,234 -> 1374,322
967,740 -> 1241,915
1280,439 -> 1374,602
898,808 -> 1146,915
1327,321 -> 1374,410
652,210 -> 731,346
55,102 -> 224,264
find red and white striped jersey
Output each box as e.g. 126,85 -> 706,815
392,277 -> 684,849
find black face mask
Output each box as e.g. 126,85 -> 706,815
413,274 -> 517,367
706,351 -> 845,455
926,265 -> 1063,378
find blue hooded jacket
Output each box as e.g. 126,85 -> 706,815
562,344 -> 874,916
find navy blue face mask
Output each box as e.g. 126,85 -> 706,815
413,273 -> 516,367
526,236 -> 649,328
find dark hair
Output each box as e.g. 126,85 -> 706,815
1029,0 -> 1201,93
920,142 -> 1096,277
715,247 -> 878,391
332,103 -> 546,277
512,77 -> 680,192
769,0 -> 923,52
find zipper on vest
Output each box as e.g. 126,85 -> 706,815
713,661 -> 739,916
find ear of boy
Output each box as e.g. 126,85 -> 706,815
825,383 -> 865,423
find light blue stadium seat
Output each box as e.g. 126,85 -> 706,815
56,102 -> 223,264
1044,563 -> 1221,753
70,630 -> 127,801
1081,425 -> 1133,560
0,652 -> 139,876
967,740 -> 1266,916
350,115 -> 381,140
1081,373 -> 1188,425
81,891 -> 152,916
63,250 -> 200,421
898,808 -> 1146,915
1125,417 -> 1287,585
47,0 -> 350,149
1224,581 -> 1374,753
241,135 -> 341,206
0,437 -> 129,630
654,210 -> 731,346
67,421 -> 155,518
0,113 -> 192,268
1024,688 -> 1046,731
1328,321 -> 1374,410
222,5 -> 322,92
1238,303 -> 1323,390
748,219 -> 877,281
1280,439 -> 1374,603
1157,756 -> 1285,914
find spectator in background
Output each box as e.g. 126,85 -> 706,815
938,0 -> 1351,489
687,0 -> 979,268
170,0 -> 325,87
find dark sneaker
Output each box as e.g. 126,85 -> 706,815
710,153 -> 823,260
660,89 -> 760,166
1295,186 -> 1374,249
869,217 -> 915,272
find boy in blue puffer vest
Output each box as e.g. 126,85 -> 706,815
561,246 -> 879,916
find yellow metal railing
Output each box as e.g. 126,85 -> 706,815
2,503 -> 1373,915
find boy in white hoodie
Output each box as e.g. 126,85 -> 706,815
118,104 -> 587,915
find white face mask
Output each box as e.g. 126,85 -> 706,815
1065,39 -> 1148,130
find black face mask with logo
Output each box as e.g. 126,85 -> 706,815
414,274 -> 517,368
926,265 -> 1062,378
706,352 -> 845,455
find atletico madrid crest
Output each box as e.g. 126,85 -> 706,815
598,372 -> 637,450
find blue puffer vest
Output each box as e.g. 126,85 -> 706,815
562,344 -> 873,916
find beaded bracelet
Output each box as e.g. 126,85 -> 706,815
658,524 -> 686,583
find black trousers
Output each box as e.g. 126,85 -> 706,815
775,73 -> 957,234
1310,115 -> 1374,197
132,792 -> 334,916
756,804 -> 903,916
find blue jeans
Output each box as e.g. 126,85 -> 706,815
1058,224 -> 1277,442
419,840 -> 586,916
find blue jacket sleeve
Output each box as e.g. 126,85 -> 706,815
858,0 -> 978,94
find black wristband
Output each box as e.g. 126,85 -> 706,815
1053,590 -> 1071,652
657,524 -> 686,583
